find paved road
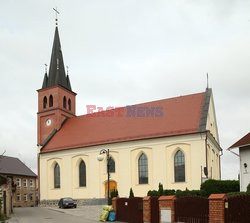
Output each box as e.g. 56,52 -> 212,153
8,206 -> 121,223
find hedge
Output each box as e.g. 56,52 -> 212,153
147,180 -> 240,198
227,192 -> 250,197
147,189 -> 206,197
200,179 -> 240,196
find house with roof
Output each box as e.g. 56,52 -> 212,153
37,25 -> 221,204
0,156 -> 37,207
229,132 -> 250,191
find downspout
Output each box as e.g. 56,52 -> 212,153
205,131 -> 208,178
219,149 -> 223,180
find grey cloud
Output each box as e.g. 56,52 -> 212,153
0,1 -> 249,179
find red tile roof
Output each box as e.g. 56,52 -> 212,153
41,91 -> 207,153
229,132 -> 250,149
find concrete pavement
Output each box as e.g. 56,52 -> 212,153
8,206 -> 122,223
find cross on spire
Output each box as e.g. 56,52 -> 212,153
53,7 -> 60,26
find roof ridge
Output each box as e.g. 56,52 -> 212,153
0,155 -> 19,159
72,90 -> 206,119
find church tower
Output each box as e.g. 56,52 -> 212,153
37,26 -> 76,146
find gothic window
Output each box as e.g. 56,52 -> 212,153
108,157 -> 115,173
63,96 -> 67,109
79,160 -> 86,187
174,150 -> 185,182
43,96 -> 47,109
68,99 -> 71,111
54,163 -> 60,188
138,153 -> 148,184
49,95 -> 53,107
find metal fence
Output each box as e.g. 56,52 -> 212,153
175,196 -> 209,223
150,196 -> 160,223
116,197 -> 143,223
225,195 -> 250,223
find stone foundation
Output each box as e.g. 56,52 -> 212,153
39,198 -> 106,207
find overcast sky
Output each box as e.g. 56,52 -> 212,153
0,0 -> 249,180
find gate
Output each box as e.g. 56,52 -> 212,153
175,196 -> 209,223
116,197 -> 143,223
225,195 -> 250,222
150,196 -> 159,223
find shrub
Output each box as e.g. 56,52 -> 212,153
227,191 -> 250,197
158,183 -> 164,196
147,190 -> 159,196
146,180 -> 240,198
175,189 -> 207,197
200,179 -> 240,196
129,188 -> 134,198
163,189 -> 175,196
110,189 -> 119,199
247,183 -> 250,193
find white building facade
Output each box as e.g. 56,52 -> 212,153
229,133 -> 250,192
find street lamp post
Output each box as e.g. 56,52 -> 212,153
97,149 -> 111,205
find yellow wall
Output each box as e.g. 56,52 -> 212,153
206,94 -> 219,142
39,133 -> 220,200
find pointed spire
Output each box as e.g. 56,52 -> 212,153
66,74 -> 72,90
43,26 -> 72,91
42,73 -> 48,88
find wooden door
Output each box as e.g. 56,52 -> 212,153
105,180 -> 117,197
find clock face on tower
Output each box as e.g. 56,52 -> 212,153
46,119 -> 52,126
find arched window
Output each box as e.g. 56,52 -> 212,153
68,99 -> 71,111
174,150 -> 185,182
79,160 -> 86,187
43,96 -> 47,109
108,157 -> 115,173
63,96 -> 67,109
138,153 -> 148,184
54,163 -> 60,188
49,95 -> 53,107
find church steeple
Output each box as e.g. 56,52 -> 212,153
37,23 -> 76,146
42,27 -> 72,91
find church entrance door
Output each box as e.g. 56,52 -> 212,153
105,180 -> 117,198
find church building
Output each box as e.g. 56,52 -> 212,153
37,25 -> 221,204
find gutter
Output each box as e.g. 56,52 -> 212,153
205,132 -> 208,178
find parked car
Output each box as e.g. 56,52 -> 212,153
58,197 -> 77,209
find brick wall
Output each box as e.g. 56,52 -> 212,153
159,195 -> 176,222
143,196 -> 151,223
112,194 -> 229,223
13,176 -> 37,207
209,194 -> 227,223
